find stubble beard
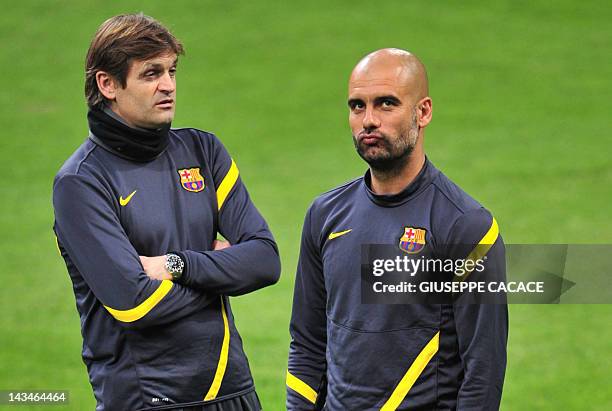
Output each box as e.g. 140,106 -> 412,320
352,109 -> 419,178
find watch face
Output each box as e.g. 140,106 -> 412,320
166,254 -> 184,279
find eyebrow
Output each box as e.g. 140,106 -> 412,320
347,95 -> 401,107
374,95 -> 401,105
140,58 -> 179,73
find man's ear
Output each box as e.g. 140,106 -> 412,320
417,97 -> 433,128
96,71 -> 118,101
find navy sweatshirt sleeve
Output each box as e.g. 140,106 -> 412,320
446,208 -> 508,411
53,173 -> 215,329
287,207 -> 327,410
177,136 -> 281,296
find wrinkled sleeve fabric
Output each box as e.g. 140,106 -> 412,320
53,173 -> 214,329
287,206 -> 327,410
445,208 -> 508,410
177,134 -> 281,296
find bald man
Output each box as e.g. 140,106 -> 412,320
286,49 -> 507,410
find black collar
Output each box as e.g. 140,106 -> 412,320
87,108 -> 170,162
363,158 -> 439,207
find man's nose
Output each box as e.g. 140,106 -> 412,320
158,72 -> 175,94
362,107 -> 380,130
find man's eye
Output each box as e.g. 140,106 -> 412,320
169,68 -> 177,77
351,102 -> 364,110
382,100 -> 394,107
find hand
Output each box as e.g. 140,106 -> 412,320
139,255 -> 172,281
213,239 -> 231,250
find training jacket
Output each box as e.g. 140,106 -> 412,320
53,128 -> 280,410
287,159 -> 507,411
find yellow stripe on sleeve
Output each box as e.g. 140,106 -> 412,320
454,217 -> 499,281
216,159 -> 239,211
104,280 -> 173,323
286,370 -> 318,404
479,217 -> 499,245
380,331 -> 440,411
204,297 -> 230,400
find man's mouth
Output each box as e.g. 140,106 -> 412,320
155,99 -> 174,109
359,133 -> 383,145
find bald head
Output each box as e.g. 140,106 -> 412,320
350,48 -> 429,100
347,48 -> 433,185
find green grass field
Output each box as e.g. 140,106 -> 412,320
1,1 -> 611,409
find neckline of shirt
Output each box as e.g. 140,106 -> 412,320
362,157 -> 438,207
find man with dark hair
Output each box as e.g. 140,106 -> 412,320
287,49 -> 507,410
53,14 -> 280,410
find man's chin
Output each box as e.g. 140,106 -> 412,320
357,147 -> 414,174
357,145 -> 389,163
144,114 -> 174,130
158,112 -> 174,124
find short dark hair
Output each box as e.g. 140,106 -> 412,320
85,13 -> 184,108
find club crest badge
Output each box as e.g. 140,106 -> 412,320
399,227 -> 427,254
178,167 -> 205,192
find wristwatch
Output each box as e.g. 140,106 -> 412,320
165,253 -> 184,280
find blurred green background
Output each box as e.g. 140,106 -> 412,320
1,0 -> 611,409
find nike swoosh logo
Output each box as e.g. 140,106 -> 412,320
328,229 -> 352,240
119,190 -> 137,207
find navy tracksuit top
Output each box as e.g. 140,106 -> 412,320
53,128 -> 280,410
287,159 -> 508,410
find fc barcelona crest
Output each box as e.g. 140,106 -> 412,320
178,167 -> 205,192
399,227 -> 427,254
